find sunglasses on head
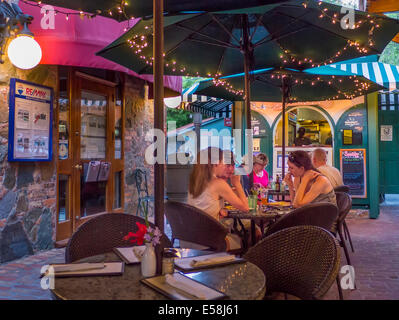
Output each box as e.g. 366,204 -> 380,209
288,154 -> 301,167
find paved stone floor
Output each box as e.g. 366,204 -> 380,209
1,197 -> 399,300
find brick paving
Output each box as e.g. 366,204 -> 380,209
1,198 -> 399,300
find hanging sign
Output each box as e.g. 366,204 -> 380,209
8,79 -> 53,161
380,125 -> 393,142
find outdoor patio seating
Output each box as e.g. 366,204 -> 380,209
263,202 -> 338,238
333,192 -> 354,266
65,213 -> 172,263
243,225 -> 341,300
165,201 -> 244,254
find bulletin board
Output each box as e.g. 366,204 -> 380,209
8,78 -> 53,162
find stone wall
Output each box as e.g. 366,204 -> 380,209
123,76 -> 155,218
0,62 -> 58,263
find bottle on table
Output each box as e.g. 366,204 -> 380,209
275,175 -> 281,192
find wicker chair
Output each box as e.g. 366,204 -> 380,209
164,201 -> 229,252
264,202 -> 339,238
334,186 -> 354,253
244,225 -> 341,300
65,213 -> 172,263
333,192 -> 353,265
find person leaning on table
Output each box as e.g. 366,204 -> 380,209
283,150 -> 336,209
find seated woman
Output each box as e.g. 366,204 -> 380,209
242,153 -> 269,194
186,147 -> 252,251
283,150 -> 336,208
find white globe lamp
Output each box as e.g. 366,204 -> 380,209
8,34 -> 42,70
164,95 -> 182,109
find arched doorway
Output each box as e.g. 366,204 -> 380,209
271,106 -> 335,180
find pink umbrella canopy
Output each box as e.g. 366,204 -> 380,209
19,1 -> 182,94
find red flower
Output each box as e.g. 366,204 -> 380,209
123,222 -> 147,245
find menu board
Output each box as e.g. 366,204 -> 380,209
8,79 -> 53,161
340,149 -> 367,198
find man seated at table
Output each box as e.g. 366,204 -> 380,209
311,148 -> 343,189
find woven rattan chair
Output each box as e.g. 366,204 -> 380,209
264,202 -> 338,238
244,225 -> 341,300
334,186 -> 354,253
65,213 -> 172,263
165,201 -> 230,252
333,192 -> 353,265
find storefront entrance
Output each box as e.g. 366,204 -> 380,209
56,69 -> 124,241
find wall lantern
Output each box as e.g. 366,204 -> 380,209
0,1 -> 42,69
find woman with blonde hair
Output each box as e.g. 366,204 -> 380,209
187,147 -> 249,250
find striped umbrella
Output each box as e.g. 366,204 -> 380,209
307,55 -> 399,92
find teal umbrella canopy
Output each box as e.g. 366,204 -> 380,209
192,68 -> 383,101
30,0 -> 289,20
97,0 -> 399,77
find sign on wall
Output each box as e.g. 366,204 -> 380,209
8,79 -> 53,161
380,125 -> 393,142
340,149 -> 367,198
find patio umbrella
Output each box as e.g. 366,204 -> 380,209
28,0 -> 292,20
190,67 -> 384,179
98,0 -> 398,143
97,0 -> 398,185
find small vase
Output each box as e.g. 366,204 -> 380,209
141,243 -> 156,277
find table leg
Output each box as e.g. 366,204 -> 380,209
251,220 -> 256,247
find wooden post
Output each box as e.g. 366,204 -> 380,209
281,77 -> 287,180
242,14 -> 253,189
153,0 -> 164,275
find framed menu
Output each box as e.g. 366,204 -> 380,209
340,149 -> 367,198
8,79 -> 53,161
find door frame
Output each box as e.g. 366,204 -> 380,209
56,68 -> 125,241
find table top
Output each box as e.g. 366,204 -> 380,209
228,207 -> 292,220
51,249 -> 266,300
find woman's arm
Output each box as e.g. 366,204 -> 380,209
216,177 -> 249,212
283,173 -> 295,205
293,174 -> 330,208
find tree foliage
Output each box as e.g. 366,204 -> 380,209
167,107 -> 193,128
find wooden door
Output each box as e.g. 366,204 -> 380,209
56,70 -> 124,241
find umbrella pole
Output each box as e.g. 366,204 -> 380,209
281,77 -> 287,182
242,14 -> 253,189
153,0 -> 164,275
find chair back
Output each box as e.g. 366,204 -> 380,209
164,201 -> 229,251
264,202 -> 338,238
244,225 -> 341,300
335,191 -> 352,225
334,185 -> 350,193
65,213 -> 172,263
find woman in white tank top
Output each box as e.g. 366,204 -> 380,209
186,147 -> 250,251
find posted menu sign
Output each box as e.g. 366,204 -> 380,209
8,79 -> 53,161
340,149 -> 367,198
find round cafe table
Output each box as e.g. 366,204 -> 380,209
51,249 -> 266,300
228,206 -> 292,248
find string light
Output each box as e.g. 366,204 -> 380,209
21,0 -> 130,21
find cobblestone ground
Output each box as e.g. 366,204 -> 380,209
1,200 -> 399,300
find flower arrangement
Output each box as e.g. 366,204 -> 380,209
123,202 -> 161,246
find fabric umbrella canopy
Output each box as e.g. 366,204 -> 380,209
27,0 -> 289,20
192,68 -> 384,102
306,55 -> 399,92
191,67 -> 384,179
97,0 -> 399,77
